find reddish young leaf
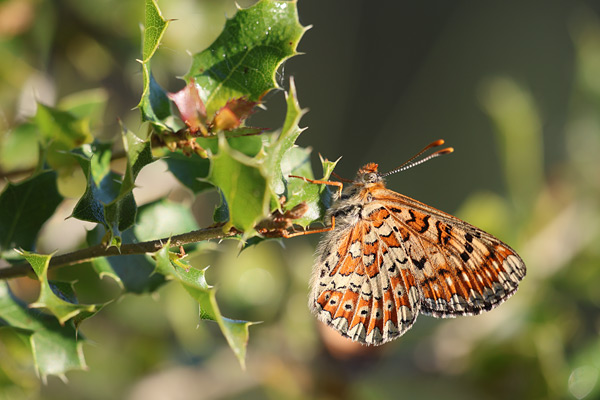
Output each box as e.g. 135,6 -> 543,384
212,97 -> 257,132
168,79 -> 207,135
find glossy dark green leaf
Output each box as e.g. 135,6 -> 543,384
71,128 -> 153,247
0,170 -> 63,254
164,152 -> 213,194
184,0 -> 307,117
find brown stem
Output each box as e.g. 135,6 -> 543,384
0,225 -> 238,280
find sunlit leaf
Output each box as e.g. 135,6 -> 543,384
185,0 -> 307,117
21,251 -> 102,325
138,0 -> 174,131
206,135 -> 271,233
153,243 -> 254,369
212,97 -> 258,132
282,152 -> 339,227
0,122 -> 39,172
167,80 -> 207,134
34,103 -> 93,170
58,88 -> 109,131
264,77 -> 306,198
0,282 -> 86,381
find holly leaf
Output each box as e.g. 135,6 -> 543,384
206,135 -> 271,233
265,77 -> 306,198
163,151 -> 213,194
167,80 -> 208,135
282,152 -> 339,227
87,227 -> 164,294
0,170 -> 63,255
20,251 -> 102,325
184,0 -> 307,117
138,0 -> 174,131
58,88 -> 109,131
34,103 -> 93,170
0,122 -> 39,172
0,282 -> 86,382
71,127 -> 153,247
118,124 -> 154,196
87,200 -> 197,293
212,97 -> 258,132
133,199 -> 199,242
153,243 -> 254,369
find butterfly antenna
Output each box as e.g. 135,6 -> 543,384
382,139 -> 454,177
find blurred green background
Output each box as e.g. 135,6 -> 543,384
1,0 -> 600,399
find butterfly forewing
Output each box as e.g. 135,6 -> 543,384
309,163 -> 526,345
372,187 -> 526,317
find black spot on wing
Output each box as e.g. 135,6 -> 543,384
411,256 -> 427,270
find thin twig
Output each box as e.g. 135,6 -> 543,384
0,225 -> 238,280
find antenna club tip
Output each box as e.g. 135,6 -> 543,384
433,139 -> 445,146
444,147 -> 454,154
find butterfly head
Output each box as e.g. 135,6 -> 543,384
356,163 -> 383,184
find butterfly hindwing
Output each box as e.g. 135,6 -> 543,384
310,217 -> 420,344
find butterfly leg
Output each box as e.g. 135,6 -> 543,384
279,175 -> 344,238
288,175 -> 344,198
280,216 -> 336,238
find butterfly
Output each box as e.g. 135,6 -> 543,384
289,139 -> 526,345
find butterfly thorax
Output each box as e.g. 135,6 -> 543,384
325,163 -> 386,228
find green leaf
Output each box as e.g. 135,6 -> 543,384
34,103 -> 93,170
87,200 -> 196,293
265,77 -> 306,198
58,88 -> 108,131
197,132 -> 265,158
70,142 -> 122,244
184,0 -> 307,117
206,135 -> 271,233
119,124 -> 154,195
213,190 -> 230,224
87,227 -> 165,294
71,128 -> 153,247
134,199 -> 199,242
164,151 -> 213,194
153,243 -> 254,369
140,71 -> 176,131
282,151 -> 339,227
142,0 -> 169,63
138,0 -> 173,131
21,251 -> 102,325
0,282 -> 86,381
0,122 -> 39,172
0,170 -> 63,254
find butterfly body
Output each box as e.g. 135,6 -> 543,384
309,162 -> 526,345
